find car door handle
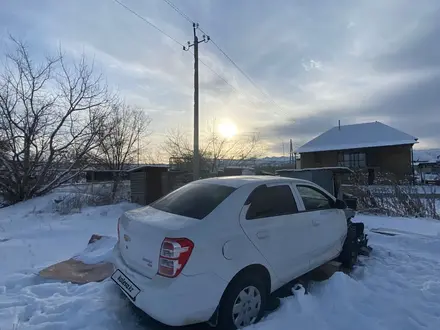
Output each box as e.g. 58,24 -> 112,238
256,231 -> 269,239
312,220 -> 320,226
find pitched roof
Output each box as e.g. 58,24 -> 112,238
127,164 -> 169,172
296,121 -> 418,153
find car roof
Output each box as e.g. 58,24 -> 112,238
196,175 -> 311,188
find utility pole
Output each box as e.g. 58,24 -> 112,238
289,139 -> 298,168
289,139 -> 293,164
183,23 -> 210,180
137,138 -> 140,165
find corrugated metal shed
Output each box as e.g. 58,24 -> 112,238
276,167 -> 353,196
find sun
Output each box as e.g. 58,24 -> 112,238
218,121 -> 237,139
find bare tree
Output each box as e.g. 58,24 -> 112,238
203,119 -> 263,172
143,148 -> 167,165
0,36 -> 110,203
92,101 -> 152,200
163,127 -> 193,167
163,119 -> 263,174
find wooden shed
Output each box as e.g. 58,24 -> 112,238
128,165 -> 169,205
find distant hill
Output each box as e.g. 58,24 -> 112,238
413,149 -> 440,163
254,156 -> 291,166
143,149 -> 440,169
254,149 -> 440,167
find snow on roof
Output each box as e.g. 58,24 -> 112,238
197,175 -> 306,188
296,121 -> 418,153
127,164 -> 169,172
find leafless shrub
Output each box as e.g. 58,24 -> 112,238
345,171 -> 439,219
52,181 -> 130,215
164,118 -> 263,175
0,36 -> 111,204
89,101 -> 151,201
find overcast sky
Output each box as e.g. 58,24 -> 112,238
1,0 -> 440,154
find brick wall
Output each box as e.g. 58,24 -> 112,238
367,145 -> 412,179
300,145 -> 413,180
300,151 -> 338,168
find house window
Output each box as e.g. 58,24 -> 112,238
338,152 -> 366,168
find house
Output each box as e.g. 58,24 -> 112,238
414,161 -> 440,184
296,121 -> 418,180
412,149 -> 440,184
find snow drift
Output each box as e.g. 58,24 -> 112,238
1,194 -> 440,330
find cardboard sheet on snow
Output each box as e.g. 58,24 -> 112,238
39,259 -> 114,284
39,234 -> 115,284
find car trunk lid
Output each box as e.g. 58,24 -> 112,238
118,206 -> 196,278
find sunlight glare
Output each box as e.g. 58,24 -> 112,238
218,121 -> 237,139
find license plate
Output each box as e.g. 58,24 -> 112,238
111,269 -> 141,300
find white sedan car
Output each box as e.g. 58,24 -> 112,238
112,176 -> 348,329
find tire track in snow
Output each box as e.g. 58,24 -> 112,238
0,275 -> 147,330
2,224 -> 440,329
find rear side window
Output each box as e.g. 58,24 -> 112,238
246,184 -> 298,220
296,185 -> 333,211
150,183 -> 236,220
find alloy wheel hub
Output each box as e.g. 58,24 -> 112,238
232,285 -> 262,328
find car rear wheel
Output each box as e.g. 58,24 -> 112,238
217,274 -> 268,329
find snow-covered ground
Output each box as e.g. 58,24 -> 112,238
1,195 -> 440,330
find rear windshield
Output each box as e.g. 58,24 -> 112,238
150,182 -> 236,220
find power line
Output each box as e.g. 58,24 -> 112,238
197,57 -> 264,109
159,0 -> 284,114
199,30 -> 284,114
112,0 -> 185,48
161,0 -> 194,24
111,0 -> 263,110
197,57 -> 237,91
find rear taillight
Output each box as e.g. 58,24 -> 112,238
158,238 -> 194,278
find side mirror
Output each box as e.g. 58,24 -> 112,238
334,199 -> 347,209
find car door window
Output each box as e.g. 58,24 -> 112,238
297,185 -> 333,211
246,184 -> 298,220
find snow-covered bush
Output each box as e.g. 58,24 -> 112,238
53,181 -> 130,215
344,172 -> 439,220
53,193 -> 110,215
0,195 -> 8,209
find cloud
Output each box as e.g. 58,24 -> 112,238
2,0 -> 440,154
372,8 -> 440,73
261,70 -> 440,150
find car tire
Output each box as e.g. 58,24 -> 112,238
217,273 -> 268,330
